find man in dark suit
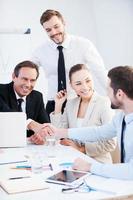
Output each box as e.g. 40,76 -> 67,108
0,60 -> 51,144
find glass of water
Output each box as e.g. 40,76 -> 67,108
30,150 -> 43,174
45,135 -> 56,157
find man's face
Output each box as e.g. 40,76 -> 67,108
43,16 -> 65,44
107,78 -> 122,109
12,67 -> 37,97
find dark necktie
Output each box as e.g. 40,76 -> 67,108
57,46 -> 66,91
17,98 -> 23,112
121,117 -> 126,163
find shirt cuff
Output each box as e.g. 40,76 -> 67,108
90,162 -> 103,175
26,119 -> 33,129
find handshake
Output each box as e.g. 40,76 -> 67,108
27,121 -> 67,145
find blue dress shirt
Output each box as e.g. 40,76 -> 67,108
68,111 -> 133,180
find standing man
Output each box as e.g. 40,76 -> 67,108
0,60 -> 50,143
32,9 -> 107,116
53,66 -> 133,180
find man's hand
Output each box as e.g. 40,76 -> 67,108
72,158 -> 92,172
29,133 -> 45,145
27,121 -> 56,145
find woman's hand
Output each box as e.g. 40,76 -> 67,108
54,90 -> 67,114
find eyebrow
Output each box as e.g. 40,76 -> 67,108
74,77 -> 91,84
45,23 -> 59,31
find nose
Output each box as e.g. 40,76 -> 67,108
25,80 -> 31,87
81,82 -> 88,90
50,28 -> 58,36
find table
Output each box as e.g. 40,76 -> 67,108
0,143 -> 133,200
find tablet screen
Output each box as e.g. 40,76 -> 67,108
46,170 -> 87,184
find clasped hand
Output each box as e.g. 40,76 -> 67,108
29,122 -> 56,145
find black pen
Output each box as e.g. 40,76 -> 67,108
49,163 -> 53,171
9,176 -> 30,180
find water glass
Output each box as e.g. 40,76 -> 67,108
30,150 -> 43,174
45,135 -> 56,157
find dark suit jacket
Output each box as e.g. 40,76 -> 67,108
0,82 -> 49,137
0,96 -> 11,112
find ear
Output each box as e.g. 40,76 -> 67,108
117,89 -> 124,98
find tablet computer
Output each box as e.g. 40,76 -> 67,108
46,170 -> 88,186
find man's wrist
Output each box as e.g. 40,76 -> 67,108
26,119 -> 33,130
27,120 -> 40,132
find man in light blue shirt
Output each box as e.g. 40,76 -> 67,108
54,65 -> 133,180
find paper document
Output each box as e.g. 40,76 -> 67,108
0,176 -> 49,194
0,148 -> 27,165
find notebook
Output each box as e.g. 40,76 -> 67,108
0,112 -> 27,147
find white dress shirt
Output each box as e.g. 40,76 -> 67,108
15,92 -> 32,128
32,34 -> 107,100
68,111 -> 133,180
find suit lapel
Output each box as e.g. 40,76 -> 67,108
9,82 -> 18,110
26,94 -> 34,118
82,93 -> 98,126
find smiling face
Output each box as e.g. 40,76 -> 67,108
43,16 -> 65,44
12,67 -> 37,97
70,69 -> 94,100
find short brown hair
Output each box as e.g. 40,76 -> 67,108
108,66 -> 133,99
40,9 -> 64,25
69,64 -> 90,82
14,60 -> 39,79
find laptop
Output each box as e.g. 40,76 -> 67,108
0,112 -> 27,147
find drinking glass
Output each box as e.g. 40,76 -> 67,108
45,135 -> 56,158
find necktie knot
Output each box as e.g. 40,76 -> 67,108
17,98 -> 23,112
57,46 -> 63,51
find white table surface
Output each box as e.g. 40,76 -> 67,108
0,143 -> 133,200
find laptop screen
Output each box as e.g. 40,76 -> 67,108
0,112 -> 27,147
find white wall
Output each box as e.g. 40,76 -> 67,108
0,0 -> 133,101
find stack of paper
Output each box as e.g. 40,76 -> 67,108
0,176 -> 49,194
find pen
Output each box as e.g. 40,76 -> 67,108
11,167 -> 31,170
16,165 -> 31,168
49,163 -> 53,171
9,176 -> 30,180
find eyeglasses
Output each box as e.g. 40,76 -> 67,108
62,179 -> 116,195
62,180 -> 91,194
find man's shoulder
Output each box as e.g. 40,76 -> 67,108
29,90 -> 43,98
0,82 -> 12,90
69,34 -> 93,45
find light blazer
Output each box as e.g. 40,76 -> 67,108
50,92 -> 116,163
0,82 -> 49,137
